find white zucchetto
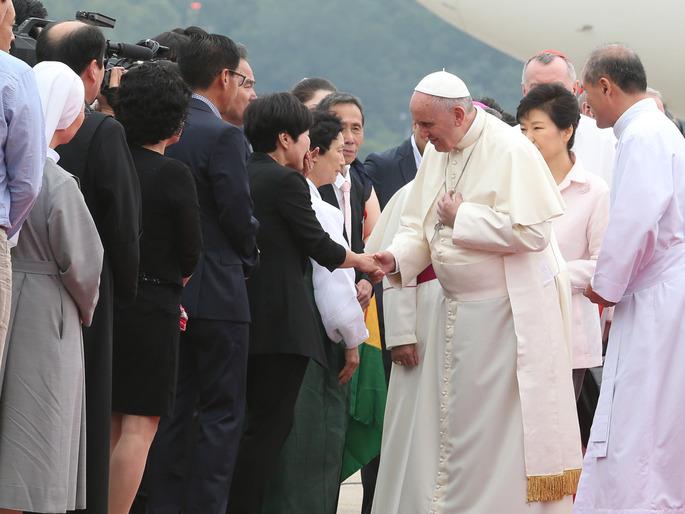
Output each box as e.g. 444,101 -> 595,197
414,70 -> 470,99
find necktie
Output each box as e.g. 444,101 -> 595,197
340,179 -> 352,244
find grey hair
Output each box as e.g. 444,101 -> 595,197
577,90 -> 587,107
431,95 -> 474,113
521,52 -> 577,85
582,44 -> 647,93
236,43 -> 248,60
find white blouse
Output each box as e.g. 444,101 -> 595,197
307,179 -> 368,348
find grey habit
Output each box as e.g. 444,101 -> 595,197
0,157 -> 103,512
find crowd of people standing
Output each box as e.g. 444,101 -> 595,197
0,0 -> 683,513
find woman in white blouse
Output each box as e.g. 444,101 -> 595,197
518,83 -> 610,398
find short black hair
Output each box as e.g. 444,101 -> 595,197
14,0 -> 48,26
151,30 -> 190,62
36,22 -> 106,75
583,44 -> 647,94
517,83 -> 580,151
317,92 -> 365,125
114,61 -> 191,147
309,111 -> 342,154
291,77 -> 337,104
244,92 -> 313,153
177,32 -> 239,90
477,96 -> 518,126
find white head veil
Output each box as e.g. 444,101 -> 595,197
33,61 -> 85,152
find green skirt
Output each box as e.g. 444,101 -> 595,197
262,338 -> 348,514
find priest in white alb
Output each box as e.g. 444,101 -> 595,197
372,71 -> 582,514
574,45 -> 685,514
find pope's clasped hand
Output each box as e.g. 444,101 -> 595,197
437,191 -> 463,228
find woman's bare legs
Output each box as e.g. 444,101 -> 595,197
108,413 -> 160,514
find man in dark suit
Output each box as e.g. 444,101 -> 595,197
36,21 -> 142,514
145,32 -> 259,514
317,93 -> 380,310
365,123 -> 426,210
358,124 -> 427,514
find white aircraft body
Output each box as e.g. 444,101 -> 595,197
417,0 -> 684,114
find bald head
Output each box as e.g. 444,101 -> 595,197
582,44 -> 647,94
36,20 -> 106,75
36,20 -> 107,103
522,52 -> 577,96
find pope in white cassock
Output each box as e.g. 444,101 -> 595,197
574,45 -> 685,514
372,71 -> 582,514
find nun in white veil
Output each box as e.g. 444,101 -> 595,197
0,61 -> 104,513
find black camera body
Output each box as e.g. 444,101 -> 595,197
9,11 -> 160,72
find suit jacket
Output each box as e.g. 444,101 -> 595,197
364,136 -> 417,210
247,152 -> 346,363
166,97 -> 258,322
319,159 -> 372,283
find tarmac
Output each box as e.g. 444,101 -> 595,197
337,471 -> 363,513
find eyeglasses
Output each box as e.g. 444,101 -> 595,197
229,70 -> 256,89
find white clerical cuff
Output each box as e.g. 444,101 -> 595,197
590,272 -> 625,304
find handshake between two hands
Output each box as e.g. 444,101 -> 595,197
349,251 -> 401,284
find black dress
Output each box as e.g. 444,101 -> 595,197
112,146 -> 202,416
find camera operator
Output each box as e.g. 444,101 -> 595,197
96,65 -> 124,116
35,20 -> 142,514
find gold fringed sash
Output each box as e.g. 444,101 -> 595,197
527,468 -> 581,502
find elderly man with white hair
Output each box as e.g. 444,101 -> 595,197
372,71 -> 582,514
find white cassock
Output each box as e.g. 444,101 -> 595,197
365,181 -> 445,514
374,108 -> 582,514
573,114 -> 617,190
574,99 -> 685,514
553,158 -> 610,369
307,179 -> 368,347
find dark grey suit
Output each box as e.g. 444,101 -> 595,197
365,136 -> 418,210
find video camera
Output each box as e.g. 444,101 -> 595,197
10,11 -> 161,69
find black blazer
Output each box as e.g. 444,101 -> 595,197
57,110 -> 141,301
247,152 -> 346,364
364,137 -> 418,210
130,146 -> 202,286
166,97 -> 259,322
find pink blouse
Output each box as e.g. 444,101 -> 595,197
553,159 -> 610,369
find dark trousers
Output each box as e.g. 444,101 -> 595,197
361,284 -> 392,514
146,319 -> 249,514
228,353 -> 309,514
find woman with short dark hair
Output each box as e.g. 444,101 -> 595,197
230,93 -> 380,513
108,61 -> 202,514
518,83 -> 609,399
263,110 -> 367,513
